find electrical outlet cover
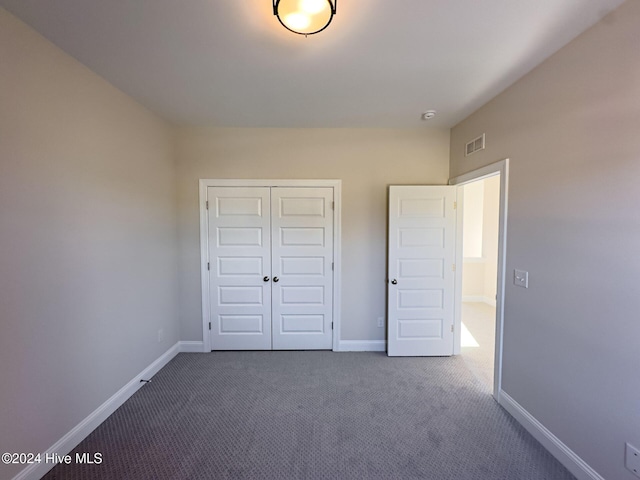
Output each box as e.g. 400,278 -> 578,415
626,443 -> 640,478
514,269 -> 529,288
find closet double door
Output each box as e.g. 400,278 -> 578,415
207,186 -> 334,350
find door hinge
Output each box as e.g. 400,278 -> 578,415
209,322 -> 212,330
331,322 -> 334,330
451,325 -> 454,333
452,264 -> 456,272
453,201 -> 457,210
332,262 -> 334,271
207,262 -> 210,271
206,200 -> 209,210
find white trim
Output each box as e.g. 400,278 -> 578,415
13,343 -> 180,480
179,341 -> 205,353
449,159 -> 509,401
453,184 -> 464,355
332,183 -> 342,352
200,179 -> 341,188
450,160 -> 508,185
199,179 -> 342,353
199,180 -> 210,352
336,340 -> 386,352
462,296 -> 497,307
499,391 -> 604,480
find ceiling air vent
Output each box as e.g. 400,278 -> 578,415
465,134 -> 485,156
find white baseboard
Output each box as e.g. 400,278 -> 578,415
336,340 -> 386,352
462,295 -> 496,307
182,338 -> 384,353
13,343 -> 180,480
483,296 -> 496,307
462,295 -> 484,303
179,341 -> 205,353
499,390 -> 604,480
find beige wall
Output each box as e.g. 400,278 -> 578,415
175,127 -> 450,342
481,175 -> 500,301
462,175 -> 500,302
451,2 -> 640,479
0,9 -> 177,478
461,261 -> 485,298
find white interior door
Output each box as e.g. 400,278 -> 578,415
206,185 -> 334,351
271,188 -> 333,350
387,186 -> 457,356
208,187 -> 272,350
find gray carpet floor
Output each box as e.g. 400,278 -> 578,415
43,352 -> 575,480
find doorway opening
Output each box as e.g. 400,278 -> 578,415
459,174 -> 500,392
450,159 -> 509,401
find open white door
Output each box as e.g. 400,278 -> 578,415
387,186 -> 457,356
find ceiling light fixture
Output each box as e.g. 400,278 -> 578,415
273,0 -> 337,36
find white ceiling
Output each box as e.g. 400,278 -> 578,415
0,0 -> 626,127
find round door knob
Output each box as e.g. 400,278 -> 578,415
273,276 -> 279,283
263,276 -> 270,282
391,279 -> 397,285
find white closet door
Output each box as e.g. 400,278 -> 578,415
387,186 -> 456,356
271,188 -> 334,350
208,187 -> 272,350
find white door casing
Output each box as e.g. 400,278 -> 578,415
208,187 -> 272,350
202,181 -> 339,351
271,188 -> 334,350
449,158 -> 509,400
387,186 -> 457,356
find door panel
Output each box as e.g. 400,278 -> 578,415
218,286 -> 263,304
281,315 -> 324,332
280,228 -> 325,246
219,315 -> 264,333
388,186 -> 456,356
280,256 -> 325,275
218,257 -> 263,276
217,228 -> 263,246
271,188 -> 333,350
208,187 -> 272,350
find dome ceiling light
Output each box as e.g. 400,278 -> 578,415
273,0 -> 337,36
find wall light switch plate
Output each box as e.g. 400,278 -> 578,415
514,269 -> 529,288
626,443 -> 640,478
377,317 -> 385,328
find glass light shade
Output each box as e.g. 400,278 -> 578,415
284,12 -> 311,30
274,0 -> 335,36
300,0 -> 328,14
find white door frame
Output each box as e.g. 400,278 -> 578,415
199,179 -> 342,353
449,159 -> 509,401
